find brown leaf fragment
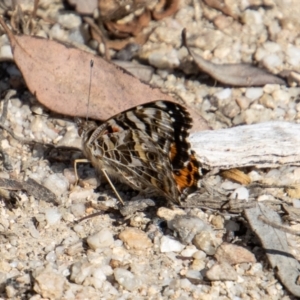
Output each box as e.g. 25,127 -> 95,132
99,0 -> 148,21
0,19 -> 171,118
0,178 -> 23,190
104,9 -> 151,37
0,18 -> 208,132
152,0 -> 180,20
113,60 -> 154,82
182,30 -> 286,87
0,177 -> 56,202
221,169 -> 251,185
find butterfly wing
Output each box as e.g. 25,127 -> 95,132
97,101 -> 193,170
77,100 -> 201,203
83,128 -> 180,203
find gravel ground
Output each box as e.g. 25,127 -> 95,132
0,0 -> 300,299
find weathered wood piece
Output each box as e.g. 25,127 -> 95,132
190,121 -> 300,169
245,204 -> 300,297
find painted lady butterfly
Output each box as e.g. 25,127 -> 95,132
76,101 -> 201,205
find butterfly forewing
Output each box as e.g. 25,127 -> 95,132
99,101 -> 192,169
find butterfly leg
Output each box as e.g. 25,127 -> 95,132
73,158 -> 90,186
101,168 -> 125,206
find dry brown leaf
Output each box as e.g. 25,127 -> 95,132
0,18 -> 208,132
98,0 -> 149,21
152,0 -> 179,20
182,29 -> 286,87
105,10 -> 151,37
113,60 -> 154,82
221,169 -> 251,185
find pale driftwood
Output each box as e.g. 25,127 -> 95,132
190,121 -> 300,170
245,204 -> 300,297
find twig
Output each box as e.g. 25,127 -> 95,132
258,215 -> 300,236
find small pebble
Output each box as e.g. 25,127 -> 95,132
87,229 -> 114,250
44,208 -> 62,225
114,268 -> 141,291
71,203 -> 86,218
214,243 -> 256,264
245,88 -> 264,101
160,236 -> 185,253
33,267 -> 66,299
206,262 -> 238,281
180,245 -> 198,257
214,88 -> 232,100
230,187 -> 249,201
119,227 -> 152,250
156,207 -> 186,221
193,231 -> 222,255
168,215 -> 210,244
42,174 -> 69,197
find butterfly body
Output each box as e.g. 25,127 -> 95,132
76,101 -> 201,204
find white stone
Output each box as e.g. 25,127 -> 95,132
180,245 -> 198,257
148,48 -> 180,69
272,89 -> 290,103
57,14 -> 81,29
230,187 -> 249,201
220,181 -> 241,190
71,203 -> 86,218
185,270 -> 203,280
160,236 -> 185,253
114,268 -> 140,291
91,268 -> 106,289
0,44 -> 13,60
286,45 -> 300,67
45,208 -> 61,225
262,54 -> 282,72
214,88 -> 232,100
263,41 -> 282,53
87,229 -> 114,250
293,199 -> 300,209
242,9 -> 263,25
42,126 -> 59,140
42,174 -> 69,197
45,251 -> 56,262
245,88 -> 263,101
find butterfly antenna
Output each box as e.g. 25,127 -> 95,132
86,59 -> 94,121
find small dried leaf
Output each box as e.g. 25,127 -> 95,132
0,18 -> 208,132
23,178 -> 56,203
113,60 -> 154,82
152,0 -> 180,20
0,177 -> 56,202
0,178 -> 23,190
221,169 -> 251,185
182,30 -> 285,87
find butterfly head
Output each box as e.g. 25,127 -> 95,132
75,117 -> 97,138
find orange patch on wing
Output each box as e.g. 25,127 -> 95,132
172,153 -> 200,192
111,126 -> 121,132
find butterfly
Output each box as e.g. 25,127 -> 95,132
75,101 -> 201,205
